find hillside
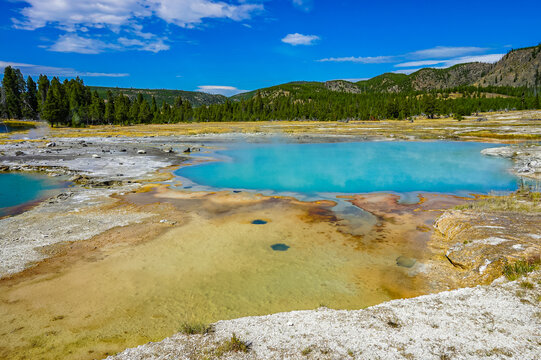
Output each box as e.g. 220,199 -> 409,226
230,82 -> 328,101
232,43 -> 541,100
90,86 -> 227,107
477,45 -> 541,87
88,44 -> 540,107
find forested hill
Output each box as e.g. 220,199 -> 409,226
1,43 -> 540,126
90,86 -> 227,107
232,44 -> 541,99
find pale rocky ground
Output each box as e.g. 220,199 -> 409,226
428,209 -> 541,290
0,136 -> 189,182
0,184 -> 152,276
482,145 -> 541,180
109,272 -> 541,360
0,136 -> 188,278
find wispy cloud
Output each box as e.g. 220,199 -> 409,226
339,78 -> 370,82
117,37 -> 170,53
394,60 -> 445,68
281,33 -> 319,46
392,68 -> 422,75
395,54 -> 505,68
12,0 -> 264,54
317,56 -> 395,64
319,45 -> 504,77
48,34 -> 118,54
408,46 -> 487,59
0,61 -> 129,77
197,85 -> 247,96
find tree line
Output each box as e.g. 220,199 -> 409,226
1,66 -> 540,126
0,66 -> 193,126
192,86 -> 540,122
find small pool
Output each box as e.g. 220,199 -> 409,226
176,141 -> 519,195
0,122 -> 35,133
0,173 -> 67,216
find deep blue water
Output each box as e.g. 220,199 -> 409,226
176,141 -> 519,195
0,173 -> 66,216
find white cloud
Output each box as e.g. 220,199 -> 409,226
46,33 -> 169,54
281,33 -> 319,46
197,85 -> 247,96
395,60 -> 447,68
152,0 -> 263,28
0,61 -> 129,77
14,0 -> 262,30
48,34 -> 118,54
408,46 -> 487,59
118,37 -> 170,53
292,0 -> 313,12
392,68 -> 422,75
317,56 -> 395,64
12,0 -> 263,53
442,54 -> 505,66
339,78 -> 370,82
395,53 -> 505,69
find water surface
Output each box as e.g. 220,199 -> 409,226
176,141 -> 517,194
0,173 -> 67,216
0,122 -> 35,133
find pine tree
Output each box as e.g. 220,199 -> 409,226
114,93 -> 130,125
41,77 -> 69,126
138,99 -> 152,123
89,91 -> 105,124
150,96 -> 158,114
37,75 -> 50,113
23,76 -> 39,119
128,99 -> 140,123
104,90 -> 115,123
1,66 -> 23,119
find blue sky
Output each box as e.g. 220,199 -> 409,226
1,0 -> 540,96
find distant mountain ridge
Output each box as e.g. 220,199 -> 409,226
231,43 -> 541,100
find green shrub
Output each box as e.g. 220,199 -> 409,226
179,322 -> 212,335
213,333 -> 250,356
503,258 -> 540,280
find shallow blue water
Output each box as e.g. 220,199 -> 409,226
0,173 -> 66,216
175,141 -> 519,195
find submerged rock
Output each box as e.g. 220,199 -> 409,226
396,256 -> 416,268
